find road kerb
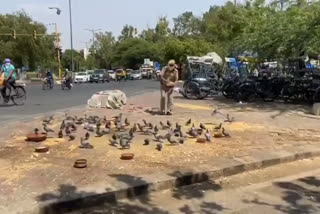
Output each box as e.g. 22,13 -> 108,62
35,146 -> 320,214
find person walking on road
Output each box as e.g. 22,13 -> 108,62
160,60 -> 179,115
0,58 -> 16,103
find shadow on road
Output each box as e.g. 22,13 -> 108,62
36,171 -> 227,214
243,176 -> 320,214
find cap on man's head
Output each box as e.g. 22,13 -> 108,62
4,58 -> 11,63
168,60 -> 175,67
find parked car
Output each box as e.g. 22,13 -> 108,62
130,70 -> 142,80
108,70 -> 116,80
74,72 -> 89,83
141,68 -> 153,79
86,70 -> 94,82
90,69 -> 109,83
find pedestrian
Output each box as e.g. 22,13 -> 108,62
0,58 -> 16,103
160,60 -> 179,115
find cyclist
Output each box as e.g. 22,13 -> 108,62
0,58 -> 16,103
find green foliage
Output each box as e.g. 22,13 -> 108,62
0,11 -> 56,70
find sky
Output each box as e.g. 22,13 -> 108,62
2,0 -> 227,50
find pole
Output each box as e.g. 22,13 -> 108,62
55,24 -> 62,79
69,0 -> 74,72
85,29 -> 101,53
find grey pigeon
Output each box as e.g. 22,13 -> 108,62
143,138 -> 150,145
120,138 -> 130,149
185,119 -> 191,126
58,129 -> 63,138
205,129 -> 211,142
79,137 -> 94,149
156,143 -> 162,151
43,124 -> 54,133
109,139 -> 118,147
222,128 -> 231,137
214,123 -> 222,130
69,134 -> 75,141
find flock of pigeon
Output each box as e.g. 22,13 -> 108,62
38,110 -> 233,152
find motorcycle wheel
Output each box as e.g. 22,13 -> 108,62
184,82 -> 208,99
236,85 -> 256,103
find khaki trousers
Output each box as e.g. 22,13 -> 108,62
160,86 -> 174,114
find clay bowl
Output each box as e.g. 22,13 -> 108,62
26,133 -> 47,142
34,146 -> 49,153
196,138 -> 206,144
73,159 -> 87,168
120,153 -> 135,160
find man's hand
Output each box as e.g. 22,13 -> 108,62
166,82 -> 175,87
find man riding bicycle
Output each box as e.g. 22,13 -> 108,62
0,58 -> 16,103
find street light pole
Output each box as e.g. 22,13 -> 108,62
85,29 -> 101,53
69,0 -> 74,72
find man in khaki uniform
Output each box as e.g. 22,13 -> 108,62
160,60 -> 179,115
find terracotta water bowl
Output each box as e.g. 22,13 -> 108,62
34,146 -> 49,153
73,159 -> 87,168
26,133 -> 47,142
120,153 -> 134,160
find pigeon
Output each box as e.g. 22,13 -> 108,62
167,135 -> 178,144
160,121 -> 169,130
43,124 -> 54,133
105,121 -> 112,129
132,124 -> 137,133
69,134 -> 75,141
103,116 -> 107,124
185,119 -> 192,126
58,129 -> 63,138
143,129 -> 154,135
222,128 -> 231,137
95,128 -> 104,137
224,114 -> 235,123
79,137 -> 93,149
214,123 -> 222,130
156,143 -> 163,151
102,127 -> 111,135
167,120 -> 172,127
154,125 -> 159,133
60,120 -> 66,130
112,133 -> 117,141
148,123 -> 154,130
200,123 -> 206,130
178,138 -> 185,144
65,126 -> 71,136
205,129 -> 211,142
137,123 -> 144,132
87,125 -> 95,132
83,122 -> 89,130
143,139 -> 150,145
85,132 -> 90,140
70,124 -> 77,132
187,128 -> 198,138
120,138 -> 130,149
34,128 -> 39,135
42,115 -> 54,124
109,139 -> 118,147
211,108 -> 224,116
153,132 -> 165,142
125,118 -> 130,126
142,119 -> 148,126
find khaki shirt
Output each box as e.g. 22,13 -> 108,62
160,66 -> 178,90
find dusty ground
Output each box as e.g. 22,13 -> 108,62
0,91 -> 319,212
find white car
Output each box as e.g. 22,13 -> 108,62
86,70 -> 94,81
130,70 -> 142,80
108,70 -> 116,80
74,72 -> 88,83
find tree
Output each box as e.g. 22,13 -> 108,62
61,49 -> 85,71
112,38 -> 158,69
91,31 -> 115,69
118,25 -> 137,41
0,11 -> 56,70
173,12 -> 201,37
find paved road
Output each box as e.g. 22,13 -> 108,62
0,80 -> 159,124
71,158 -> 320,214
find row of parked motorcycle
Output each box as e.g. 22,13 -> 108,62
182,69 -> 320,104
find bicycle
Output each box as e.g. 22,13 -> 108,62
0,83 -> 26,105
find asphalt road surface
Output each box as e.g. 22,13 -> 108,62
0,80 -> 159,124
